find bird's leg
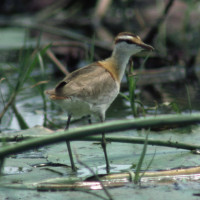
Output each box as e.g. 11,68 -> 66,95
100,116 -> 110,173
65,114 -> 76,171
102,132 -> 110,173
65,114 -> 71,130
87,115 -> 92,125
90,114 -> 110,173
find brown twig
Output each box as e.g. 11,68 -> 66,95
46,41 -> 89,75
102,166 -> 200,180
46,49 -> 69,75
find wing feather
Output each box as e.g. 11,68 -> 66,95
55,64 -> 116,99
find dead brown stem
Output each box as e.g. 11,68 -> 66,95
46,49 -> 69,75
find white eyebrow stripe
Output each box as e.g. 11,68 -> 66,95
118,35 -> 134,40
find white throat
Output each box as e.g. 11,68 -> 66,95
111,43 -> 141,82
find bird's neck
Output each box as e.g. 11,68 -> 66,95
112,48 -> 133,81
99,48 -> 132,83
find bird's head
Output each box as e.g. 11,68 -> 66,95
114,32 -> 154,55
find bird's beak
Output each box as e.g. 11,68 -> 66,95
139,42 -> 154,51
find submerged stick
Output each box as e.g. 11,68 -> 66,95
0,113 -> 200,158
1,166 -> 200,191
1,135 -> 199,152
102,166 -> 200,180
82,135 -> 200,151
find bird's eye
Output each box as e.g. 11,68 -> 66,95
125,40 -> 133,44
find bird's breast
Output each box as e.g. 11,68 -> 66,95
57,97 -> 92,118
52,82 -> 120,118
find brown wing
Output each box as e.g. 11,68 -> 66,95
46,63 -> 117,101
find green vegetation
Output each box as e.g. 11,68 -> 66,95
0,0 -> 200,198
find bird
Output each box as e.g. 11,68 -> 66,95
45,32 -> 154,173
